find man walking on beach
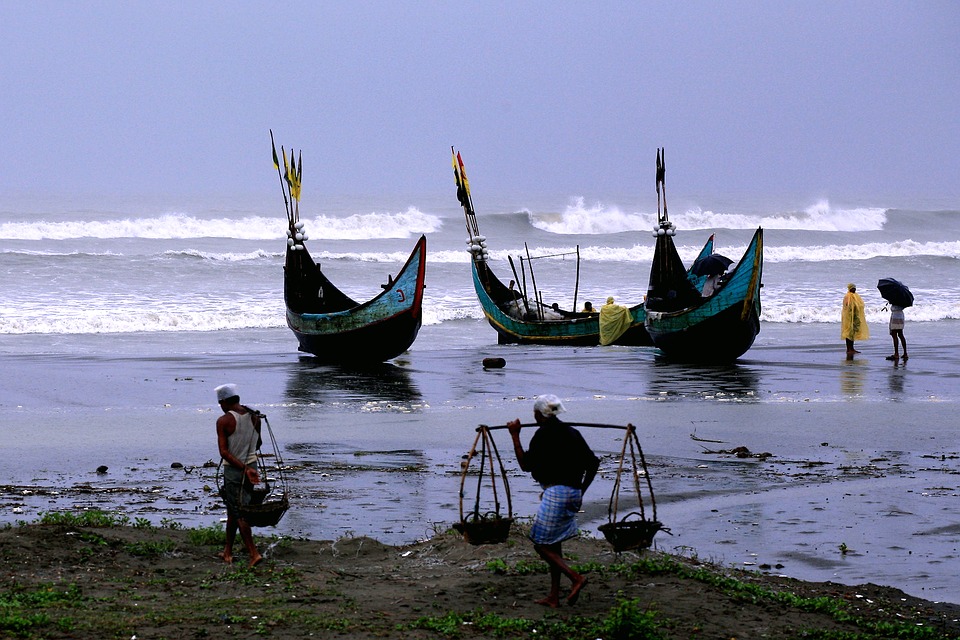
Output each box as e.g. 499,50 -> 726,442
214,383 -> 263,568
507,395 -> 600,607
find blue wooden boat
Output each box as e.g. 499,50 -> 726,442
452,148 -> 651,346
644,149 -> 763,362
273,133 -> 426,363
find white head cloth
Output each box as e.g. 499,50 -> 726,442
533,394 -> 566,418
215,383 -> 239,402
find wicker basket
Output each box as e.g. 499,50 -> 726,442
598,513 -> 663,552
239,496 -> 290,528
454,512 -> 513,545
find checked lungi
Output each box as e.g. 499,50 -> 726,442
529,484 -> 582,545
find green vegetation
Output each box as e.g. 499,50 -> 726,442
0,512 -> 954,639
0,584 -> 81,637
466,553 -> 951,640
407,597 -> 664,640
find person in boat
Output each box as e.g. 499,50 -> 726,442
507,395 -> 600,608
841,283 -> 869,356
886,304 -> 908,361
599,296 -> 631,345
214,383 -> 264,568
549,302 -> 572,319
701,272 -> 723,297
581,301 -> 597,314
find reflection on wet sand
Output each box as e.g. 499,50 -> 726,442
888,360 -> 906,396
840,358 -> 866,396
647,359 -> 761,401
284,357 -> 422,416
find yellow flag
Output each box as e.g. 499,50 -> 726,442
290,152 -> 301,201
452,148 -> 470,208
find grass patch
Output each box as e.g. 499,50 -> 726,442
0,583 -> 83,637
407,597 -> 664,639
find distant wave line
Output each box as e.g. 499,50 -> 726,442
529,197 -> 888,235
0,208 -> 442,241
4,239 -> 956,264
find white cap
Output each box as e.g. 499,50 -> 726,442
533,394 -> 566,418
215,383 -> 239,402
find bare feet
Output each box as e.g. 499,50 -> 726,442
250,554 -> 264,568
535,596 -> 560,608
217,551 -> 233,565
566,576 -> 587,605
901,353 -> 909,361
886,354 -> 899,361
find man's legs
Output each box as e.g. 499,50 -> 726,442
237,519 -> 262,567
533,542 -> 586,607
221,513 -> 238,564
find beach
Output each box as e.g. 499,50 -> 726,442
3,318 -> 959,609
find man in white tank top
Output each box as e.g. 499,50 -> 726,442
215,383 -> 264,567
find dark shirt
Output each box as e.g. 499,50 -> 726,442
524,419 -> 600,490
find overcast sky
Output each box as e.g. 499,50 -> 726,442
2,1 -> 958,206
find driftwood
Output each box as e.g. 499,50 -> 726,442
700,445 -> 773,461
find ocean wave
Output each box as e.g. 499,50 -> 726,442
0,302 -> 287,335
0,248 -> 122,258
766,240 -> 960,263
759,301 -> 960,324
526,197 -> 887,235
0,208 -> 442,241
170,249 -> 279,261
429,239 -> 959,266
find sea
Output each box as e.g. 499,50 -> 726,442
2,193 -> 958,337
2,190 -> 960,604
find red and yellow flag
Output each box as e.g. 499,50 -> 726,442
452,148 -> 471,209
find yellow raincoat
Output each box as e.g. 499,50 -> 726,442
841,289 -> 869,341
599,296 -> 632,345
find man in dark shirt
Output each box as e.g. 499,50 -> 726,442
508,395 -> 600,607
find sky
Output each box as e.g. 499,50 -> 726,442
1,1 -> 958,207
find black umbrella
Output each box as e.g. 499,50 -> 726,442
691,254 -> 733,277
877,278 -> 914,308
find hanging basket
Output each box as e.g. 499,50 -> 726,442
601,423 -> 670,552
453,511 -> 513,545
455,426 -> 513,545
239,494 -> 290,528
598,512 -> 663,552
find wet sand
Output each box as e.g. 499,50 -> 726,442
2,321 -> 959,604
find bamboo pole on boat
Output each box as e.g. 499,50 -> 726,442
524,243 -> 542,321
573,244 -> 581,312
508,256 -> 530,317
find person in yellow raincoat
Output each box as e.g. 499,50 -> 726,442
841,283 -> 869,355
599,296 -> 632,345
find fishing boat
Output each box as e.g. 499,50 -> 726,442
451,147 -> 651,346
272,132 -> 426,363
644,149 -> 763,362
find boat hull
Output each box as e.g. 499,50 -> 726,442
285,235 -> 426,363
471,259 -> 651,346
645,228 -> 763,363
